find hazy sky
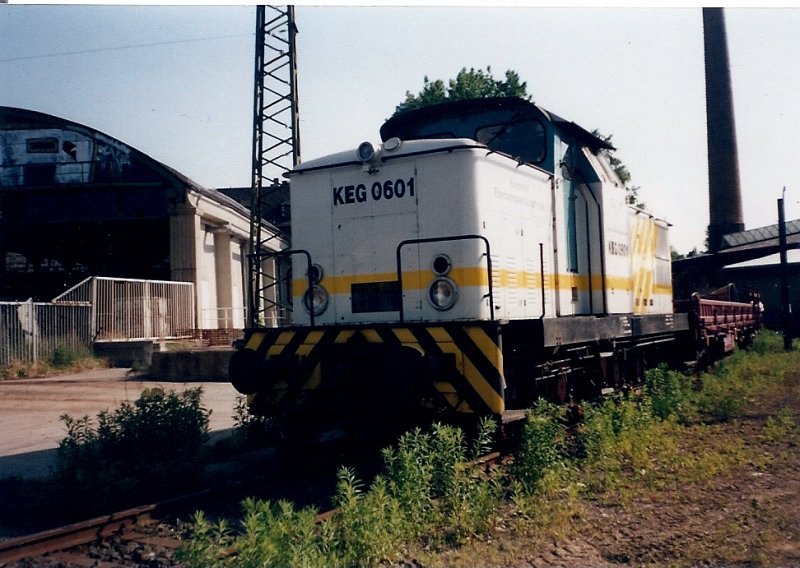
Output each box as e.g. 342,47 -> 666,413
2,4 -> 799,254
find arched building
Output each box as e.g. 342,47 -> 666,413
0,106 -> 284,330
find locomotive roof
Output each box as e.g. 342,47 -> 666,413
379,96 -> 614,153
289,138 -> 487,175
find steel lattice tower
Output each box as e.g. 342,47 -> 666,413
249,5 -> 300,328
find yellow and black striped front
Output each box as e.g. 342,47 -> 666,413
229,322 -> 506,417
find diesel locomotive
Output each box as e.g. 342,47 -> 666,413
229,97 -> 757,433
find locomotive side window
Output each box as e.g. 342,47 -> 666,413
475,118 -> 546,165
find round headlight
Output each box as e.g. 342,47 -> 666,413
428,277 -> 458,311
307,263 -> 324,283
432,254 -> 452,276
303,284 -> 329,316
383,137 -> 402,152
356,141 -> 375,162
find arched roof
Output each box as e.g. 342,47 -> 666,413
0,105 -> 253,220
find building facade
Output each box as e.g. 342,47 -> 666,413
0,106 -> 284,330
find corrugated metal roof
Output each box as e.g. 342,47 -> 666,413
721,219 -> 800,249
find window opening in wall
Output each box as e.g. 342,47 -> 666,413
26,138 -> 58,153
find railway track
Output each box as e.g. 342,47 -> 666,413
0,492 -> 203,566
0,449 -> 506,567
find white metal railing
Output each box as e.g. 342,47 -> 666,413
0,299 -> 92,365
199,306 -> 247,330
3,277 -> 197,365
55,277 -> 196,342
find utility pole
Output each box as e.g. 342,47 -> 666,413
778,191 -> 792,350
249,5 -> 300,328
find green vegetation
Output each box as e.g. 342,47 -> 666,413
179,330 -> 800,568
1,345 -> 106,380
178,418 -> 500,568
0,386 -> 212,532
394,66 -> 530,115
54,386 -> 210,510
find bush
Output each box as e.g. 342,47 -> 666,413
50,346 -> 92,368
751,329 -> 787,355
179,419 -> 501,567
511,400 -> 568,493
54,387 -> 210,513
645,366 -> 694,422
579,393 -> 659,492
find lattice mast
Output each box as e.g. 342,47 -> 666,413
249,5 -> 300,328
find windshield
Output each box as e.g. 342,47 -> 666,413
475,118 -> 546,164
383,108 -> 547,166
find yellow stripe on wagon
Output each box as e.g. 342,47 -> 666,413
266,331 -> 296,356
392,328 -> 424,352
295,330 -> 325,356
465,326 -> 504,375
429,326 -> 505,414
361,329 -> 383,344
245,331 -> 266,350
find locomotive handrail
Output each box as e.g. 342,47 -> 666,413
396,234 -> 494,323
248,248 -> 315,327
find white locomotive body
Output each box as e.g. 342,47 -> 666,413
290,104 -> 673,326
230,98 -> 688,424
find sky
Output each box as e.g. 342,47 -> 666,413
1,4 -> 799,254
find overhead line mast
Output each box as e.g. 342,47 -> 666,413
249,5 -> 300,328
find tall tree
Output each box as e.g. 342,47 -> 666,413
394,67 -> 530,115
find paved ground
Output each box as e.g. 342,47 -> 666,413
0,368 -> 241,479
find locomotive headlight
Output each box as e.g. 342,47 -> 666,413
307,263 -> 324,284
432,254 -> 452,276
356,141 -> 376,162
428,277 -> 459,311
303,284 -> 329,316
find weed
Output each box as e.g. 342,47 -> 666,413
54,387 -> 210,514
178,342 -> 800,568
176,511 -> 233,568
1,348 -> 106,380
229,395 -> 272,448
50,346 -> 87,368
762,407 -> 797,443
335,468 -> 404,566
645,365 -> 694,422
511,400 -> 568,493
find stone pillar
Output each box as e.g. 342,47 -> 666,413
213,229 -> 233,328
169,202 -> 201,328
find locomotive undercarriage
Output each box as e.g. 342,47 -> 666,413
500,314 -> 691,418
229,313 -> 692,446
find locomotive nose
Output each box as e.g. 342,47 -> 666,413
229,349 -> 289,395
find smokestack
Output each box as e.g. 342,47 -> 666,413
703,7 -> 744,253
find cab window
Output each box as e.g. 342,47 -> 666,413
475,118 -> 546,165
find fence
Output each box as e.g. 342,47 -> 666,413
55,277 -> 195,342
0,300 -> 92,365
1,277 -> 196,366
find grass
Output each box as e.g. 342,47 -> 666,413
49,329 -> 788,567
1,346 -> 107,380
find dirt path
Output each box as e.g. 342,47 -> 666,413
528,374 -> 800,568
424,369 -> 800,568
